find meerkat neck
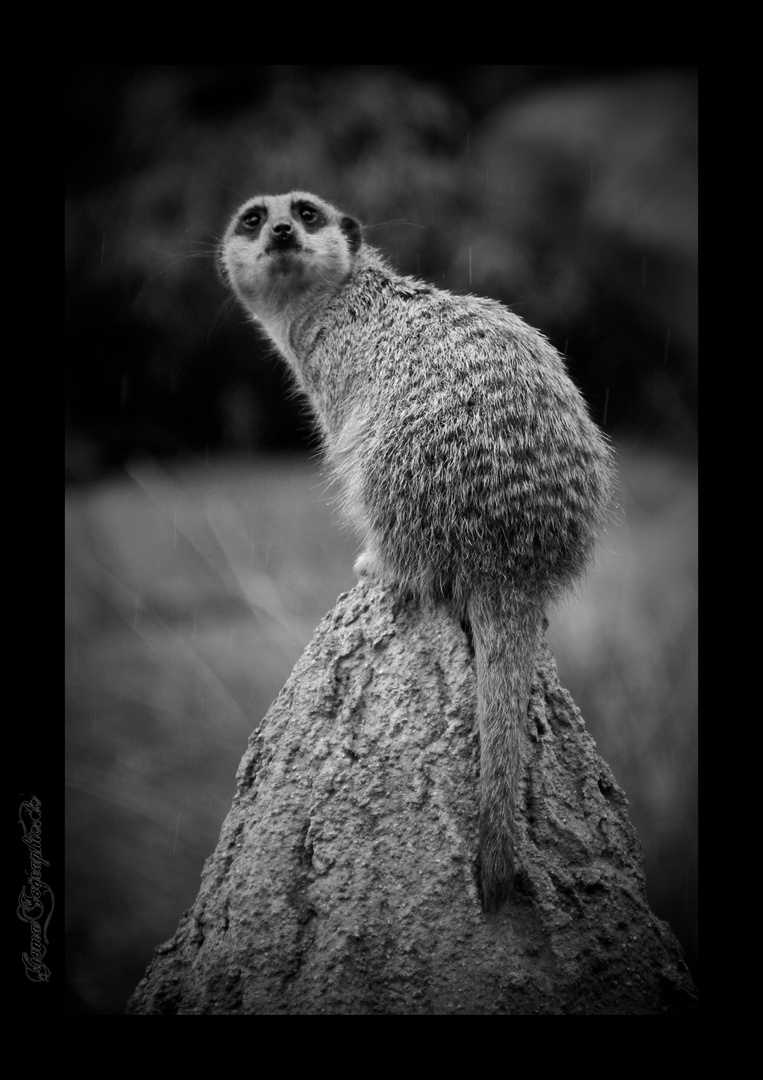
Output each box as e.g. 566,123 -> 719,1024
268,248 -> 394,368
253,275 -> 342,367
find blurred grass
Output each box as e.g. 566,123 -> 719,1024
64,446 -> 697,1013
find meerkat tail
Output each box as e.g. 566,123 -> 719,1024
467,590 -> 543,912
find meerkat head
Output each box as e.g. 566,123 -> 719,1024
219,192 -> 362,363
219,191 -> 361,323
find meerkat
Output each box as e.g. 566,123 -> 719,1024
219,191 -> 615,912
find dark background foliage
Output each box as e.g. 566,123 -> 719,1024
66,64 -> 696,472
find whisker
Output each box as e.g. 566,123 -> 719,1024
364,218 -> 427,231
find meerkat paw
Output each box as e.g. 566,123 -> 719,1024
353,549 -> 382,579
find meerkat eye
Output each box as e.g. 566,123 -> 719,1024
299,207 -> 318,224
241,212 -> 261,230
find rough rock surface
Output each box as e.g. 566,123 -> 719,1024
128,580 -> 697,1015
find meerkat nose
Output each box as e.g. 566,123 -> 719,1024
272,222 -> 293,243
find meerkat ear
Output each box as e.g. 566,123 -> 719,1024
340,215 -> 362,254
